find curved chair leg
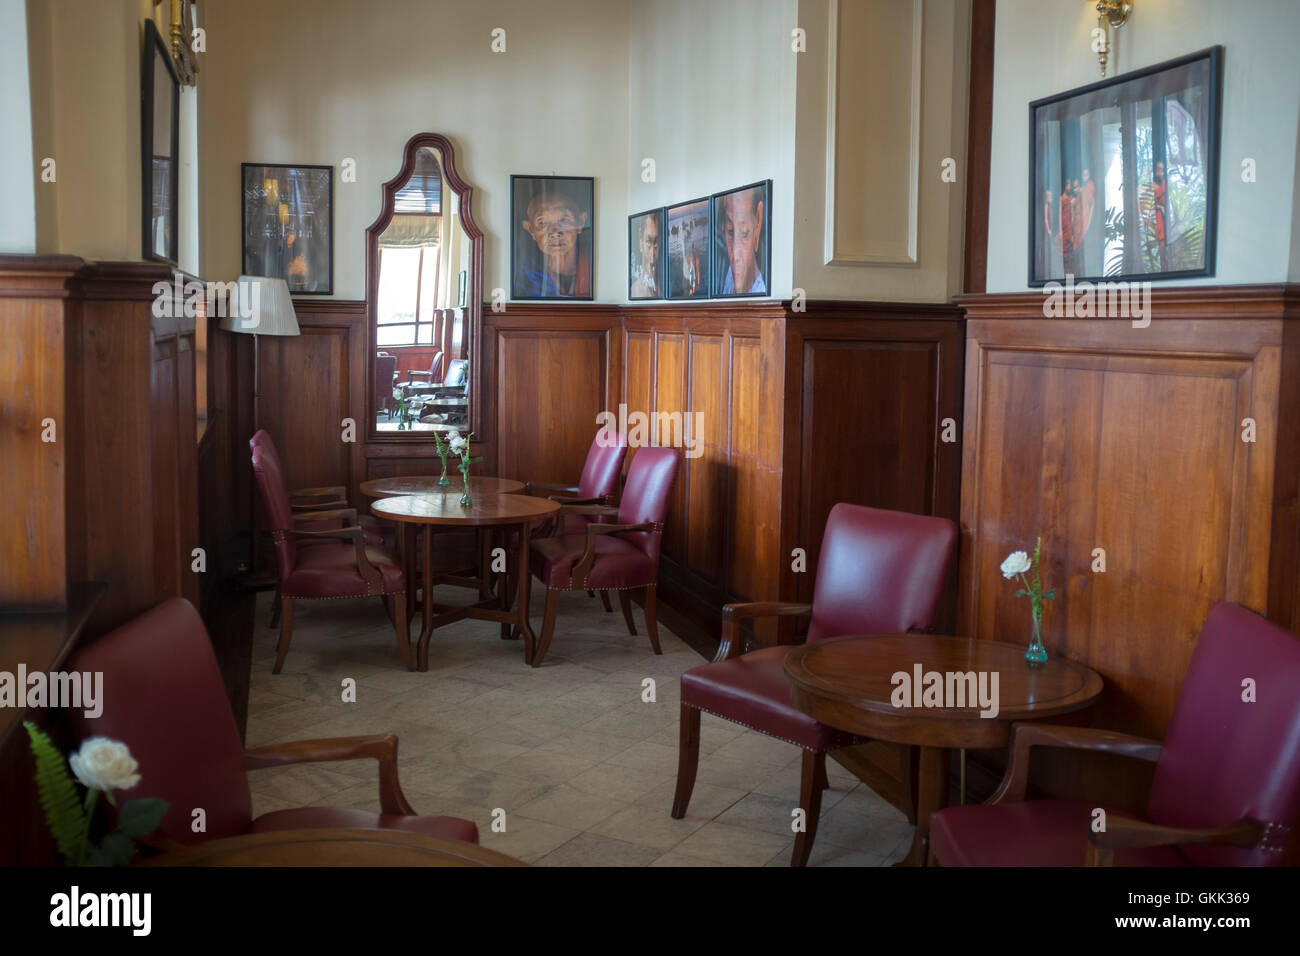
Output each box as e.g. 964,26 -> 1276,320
272,597 -> 294,674
814,753 -> 829,790
393,590 -> 412,670
643,585 -> 662,655
530,589 -> 561,667
671,703 -> 701,818
791,750 -> 826,866
617,590 -> 637,635
599,590 -> 613,613
269,587 -> 281,629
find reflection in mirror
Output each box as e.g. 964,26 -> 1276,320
371,141 -> 476,436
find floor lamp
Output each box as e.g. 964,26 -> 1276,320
220,275 -> 300,590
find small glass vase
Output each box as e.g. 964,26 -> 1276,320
437,457 -> 450,486
458,464 -> 472,508
1025,614 -> 1048,665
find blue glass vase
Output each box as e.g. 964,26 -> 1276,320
1025,615 -> 1048,665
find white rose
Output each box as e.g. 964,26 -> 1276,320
1000,551 -> 1031,578
392,387 -> 403,401
69,738 -> 141,792
448,435 -> 466,454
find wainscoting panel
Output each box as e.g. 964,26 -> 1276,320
957,286 -> 1300,812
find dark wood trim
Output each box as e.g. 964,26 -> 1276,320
0,255 -> 83,298
955,283 -> 1300,319
364,133 -> 483,445
962,0 -> 995,294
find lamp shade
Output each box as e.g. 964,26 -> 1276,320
218,275 -> 300,336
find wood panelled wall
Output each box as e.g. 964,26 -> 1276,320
0,256 -> 208,864
622,304 -> 788,623
956,285 -> 1300,812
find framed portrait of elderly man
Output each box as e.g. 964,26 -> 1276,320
628,207 -> 664,300
511,175 -> 595,300
711,181 -> 770,297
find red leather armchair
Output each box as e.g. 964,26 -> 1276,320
928,602 -> 1300,866
66,598 -> 477,851
397,351 -> 444,393
525,445 -> 679,667
251,439 -> 412,672
673,503 -> 957,866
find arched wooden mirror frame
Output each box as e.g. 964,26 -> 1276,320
365,132 -> 483,442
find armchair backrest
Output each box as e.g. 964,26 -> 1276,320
806,503 -> 957,642
375,354 -> 397,401
429,351 -> 444,379
66,598 -> 253,845
1147,602 -> 1300,866
577,432 -> 627,501
444,358 -> 467,386
616,446 -> 678,563
250,435 -> 297,575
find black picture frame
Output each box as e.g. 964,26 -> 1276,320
628,207 -> 665,300
665,197 -> 711,299
1028,46 -> 1222,287
241,163 -> 334,294
711,180 -> 772,297
458,269 -> 468,308
141,19 -> 180,266
510,174 -> 595,300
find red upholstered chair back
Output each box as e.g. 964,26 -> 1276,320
806,503 -> 957,643
577,432 -> 627,501
250,436 -> 297,576
1147,602 -> 1300,866
66,598 -> 253,845
429,351 -> 444,380
375,354 -> 397,403
616,446 -> 678,564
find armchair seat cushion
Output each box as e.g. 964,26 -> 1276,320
249,807 -> 478,844
929,800 -> 1191,867
284,541 -> 404,598
530,532 -> 656,590
681,645 -> 868,751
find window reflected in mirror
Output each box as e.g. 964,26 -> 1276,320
374,145 -> 472,434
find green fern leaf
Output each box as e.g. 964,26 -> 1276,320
23,721 -> 88,866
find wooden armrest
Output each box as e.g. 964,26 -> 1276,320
244,734 -> 414,815
292,507 -> 358,525
1085,815 -> 1269,867
990,723 -> 1163,805
555,504 -> 619,517
571,521 -> 656,585
290,485 -> 347,503
524,481 -> 581,496
547,495 -> 605,506
288,526 -> 383,590
715,602 -> 813,661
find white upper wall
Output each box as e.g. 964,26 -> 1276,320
987,0 -> 1300,291
0,0 -> 36,253
200,0 -> 630,300
626,0 -> 799,299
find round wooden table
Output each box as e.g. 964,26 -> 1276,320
372,493 -> 560,669
139,828 -> 525,867
360,475 -> 525,498
785,634 -> 1103,866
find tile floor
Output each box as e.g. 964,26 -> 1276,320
246,585 -> 913,866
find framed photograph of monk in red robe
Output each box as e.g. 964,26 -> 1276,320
510,175 -> 595,300
1028,47 -> 1221,286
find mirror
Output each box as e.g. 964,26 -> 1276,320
367,134 -> 481,439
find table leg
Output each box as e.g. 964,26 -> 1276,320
401,524 -> 416,624
416,524 -> 437,671
515,521 -> 535,664
900,745 -> 950,866
478,529 -> 493,601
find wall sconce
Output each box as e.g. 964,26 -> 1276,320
152,0 -> 199,86
1093,0 -> 1132,76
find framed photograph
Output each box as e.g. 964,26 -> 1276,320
711,180 -> 771,297
665,197 -> 710,299
628,207 -> 664,300
511,175 -> 594,300
1029,47 -> 1221,286
242,163 -> 334,294
141,19 -> 180,265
